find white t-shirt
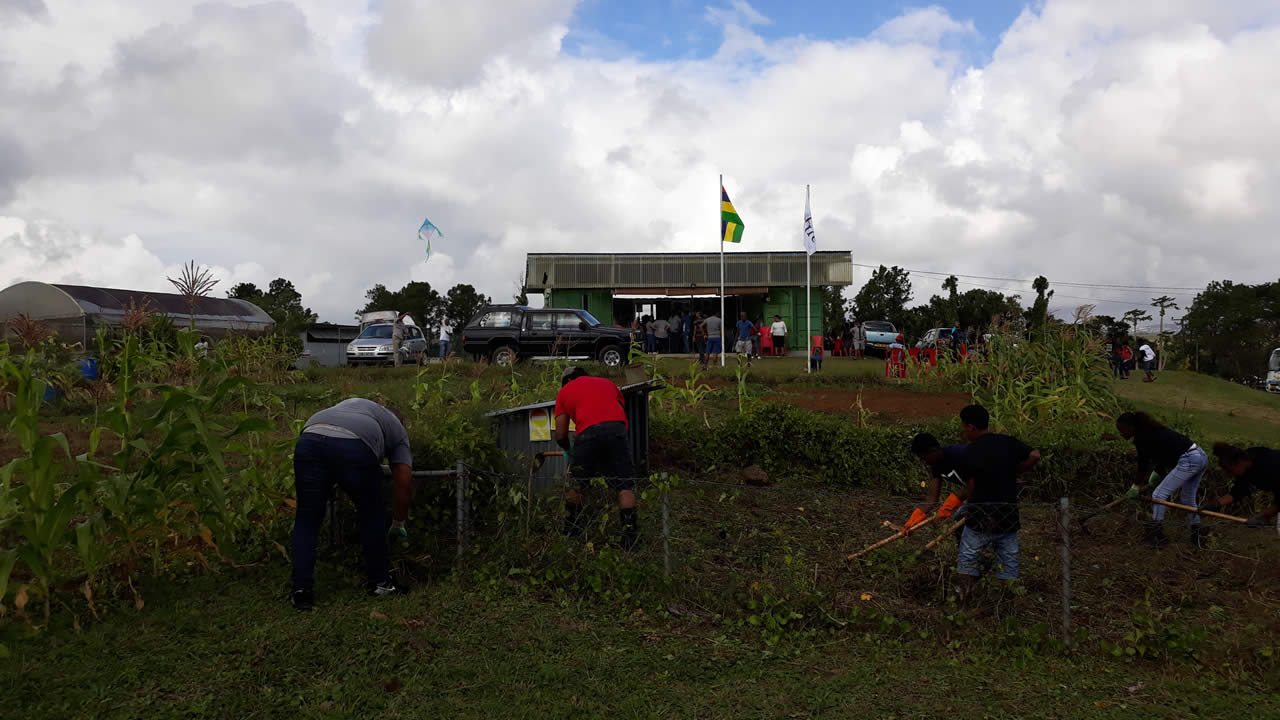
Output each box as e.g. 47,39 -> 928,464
440,325 -> 452,341
1139,344 -> 1155,362
770,321 -> 787,336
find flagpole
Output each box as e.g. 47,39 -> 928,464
805,184 -> 812,375
719,173 -> 726,367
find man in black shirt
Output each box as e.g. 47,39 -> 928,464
1208,443 -> 1280,528
955,405 -> 1040,589
905,433 -> 968,528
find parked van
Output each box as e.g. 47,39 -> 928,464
1267,348 -> 1280,394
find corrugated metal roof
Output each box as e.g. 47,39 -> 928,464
525,251 -> 853,290
51,284 -> 270,321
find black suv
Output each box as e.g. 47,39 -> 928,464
461,305 -> 631,367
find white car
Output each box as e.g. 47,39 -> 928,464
346,323 -> 428,366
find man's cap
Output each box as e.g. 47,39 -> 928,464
561,366 -> 579,381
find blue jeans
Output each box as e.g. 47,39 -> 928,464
646,333 -> 656,353
957,527 -> 1019,580
439,339 -> 451,357
1151,446 -> 1207,523
292,433 -> 389,591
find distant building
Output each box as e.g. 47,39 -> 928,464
0,281 -> 274,347
298,322 -> 360,368
523,251 -> 854,351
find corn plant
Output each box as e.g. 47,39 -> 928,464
674,360 -> 715,408
0,348 -> 94,622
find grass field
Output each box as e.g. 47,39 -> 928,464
1110,370 -> 1280,445
9,565 -> 1273,720
4,356 -> 1279,719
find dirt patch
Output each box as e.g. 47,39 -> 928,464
767,386 -> 971,419
0,421 -> 94,465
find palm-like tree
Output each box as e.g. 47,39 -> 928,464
167,261 -> 219,330
1150,295 -> 1179,370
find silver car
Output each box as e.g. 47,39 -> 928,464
346,323 -> 428,366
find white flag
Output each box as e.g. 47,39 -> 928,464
803,189 -> 817,256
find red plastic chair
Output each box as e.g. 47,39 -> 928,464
833,338 -> 845,356
885,347 -> 909,378
761,332 -> 774,356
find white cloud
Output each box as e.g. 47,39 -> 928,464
1,0 -> 1278,324
872,5 -> 977,45
364,0 -> 580,88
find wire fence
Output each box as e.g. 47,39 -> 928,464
328,463 -> 1280,650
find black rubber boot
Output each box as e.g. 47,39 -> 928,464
1142,519 -> 1169,547
619,508 -> 639,550
1190,524 -> 1212,549
563,502 -> 584,537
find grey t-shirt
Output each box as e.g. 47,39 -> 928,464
304,398 -> 412,467
652,319 -> 670,338
704,316 -> 723,339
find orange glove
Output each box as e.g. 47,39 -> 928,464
903,507 -> 929,530
938,493 -> 963,518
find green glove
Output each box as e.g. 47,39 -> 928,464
1146,472 -> 1160,487
388,521 -> 409,547
1125,485 -> 1140,499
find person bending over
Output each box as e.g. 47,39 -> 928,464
1115,411 -> 1209,547
555,367 -> 639,549
291,398 -> 412,610
1206,443 -> 1279,528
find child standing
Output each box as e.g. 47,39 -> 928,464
954,405 -> 1041,595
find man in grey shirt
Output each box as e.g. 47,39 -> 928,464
290,398 -> 412,609
392,312 -> 408,367
704,312 -> 724,364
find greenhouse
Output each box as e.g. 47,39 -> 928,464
0,281 -> 274,347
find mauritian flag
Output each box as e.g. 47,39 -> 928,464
721,186 -> 744,244
418,218 -> 443,260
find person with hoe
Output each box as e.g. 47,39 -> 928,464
953,405 -> 1041,599
290,398 -> 412,610
555,367 -> 640,549
1115,411 -> 1209,547
1205,443 -> 1280,528
904,432 -> 968,529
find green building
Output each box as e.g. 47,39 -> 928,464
523,251 -> 853,352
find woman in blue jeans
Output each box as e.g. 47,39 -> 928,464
1116,411 -> 1209,547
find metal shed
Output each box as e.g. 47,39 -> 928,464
299,323 -> 360,367
0,281 -> 274,347
486,379 -> 664,492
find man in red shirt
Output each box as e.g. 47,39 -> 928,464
555,367 -> 638,548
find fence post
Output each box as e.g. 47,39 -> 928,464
661,490 -> 671,579
1059,496 -> 1071,649
455,461 -> 468,561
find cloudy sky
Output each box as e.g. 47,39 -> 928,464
2,0 -> 1278,323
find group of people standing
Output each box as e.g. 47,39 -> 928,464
631,310 -> 790,367
1109,338 -> 1158,382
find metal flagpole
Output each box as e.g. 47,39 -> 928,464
805,184 -> 811,374
720,173 -> 726,367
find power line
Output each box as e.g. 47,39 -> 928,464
851,263 -> 1203,292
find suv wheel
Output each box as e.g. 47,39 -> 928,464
490,345 -> 516,367
597,345 -> 623,367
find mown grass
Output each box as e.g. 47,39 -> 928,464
1111,370 -> 1280,446
5,563 -> 1272,720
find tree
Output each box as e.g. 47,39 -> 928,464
358,282 -> 442,331
1024,276 -> 1053,340
168,260 -> 219,330
229,278 -> 317,336
1150,295 -> 1180,370
1180,279 -> 1280,379
851,265 -> 912,331
1088,314 -> 1131,340
444,283 -> 490,330
513,273 -> 529,306
820,286 -> 849,336
1122,308 -> 1153,335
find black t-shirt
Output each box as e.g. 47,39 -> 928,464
933,445 -> 968,488
961,432 -> 1032,533
1231,448 -> 1280,506
1133,427 -> 1193,475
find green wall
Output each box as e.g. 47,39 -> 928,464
546,289 -> 615,326
764,287 -> 823,351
